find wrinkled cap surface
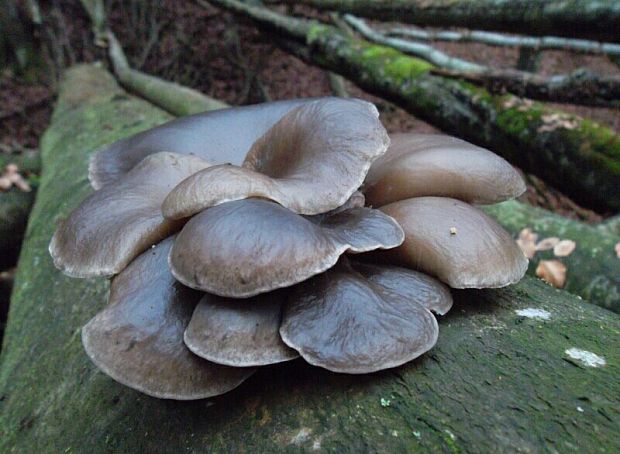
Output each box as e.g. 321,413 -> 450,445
169,199 -> 404,297
184,290 -> 298,367
280,258 -> 448,374
50,152 -> 211,278
379,197 -> 528,288
364,133 -> 526,207
162,98 -> 389,217
81,237 -> 255,400
88,98 -> 313,189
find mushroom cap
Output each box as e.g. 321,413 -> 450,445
352,260 -> 453,315
88,98 -> 314,189
280,258 -> 447,374
81,237 -> 255,400
169,199 -> 404,298
184,290 -> 298,367
162,98 -> 389,217
379,197 -> 528,288
364,133 -> 526,207
50,152 -> 211,278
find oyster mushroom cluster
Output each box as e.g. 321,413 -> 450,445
50,98 -> 528,400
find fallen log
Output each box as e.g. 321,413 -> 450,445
269,0 -> 620,42
483,201 -> 620,313
209,0 -> 620,213
1,64 -> 619,452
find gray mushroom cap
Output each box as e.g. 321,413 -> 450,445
50,152 -> 211,278
88,98 -> 314,189
379,197 -> 529,288
81,237 -> 255,400
162,98 -> 389,217
169,199 -> 404,298
184,290 -> 298,367
280,258 -> 450,374
364,133 -> 526,207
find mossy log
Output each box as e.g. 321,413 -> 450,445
483,201 -> 620,313
271,0 -> 620,42
209,0 -> 620,213
1,64 -> 619,452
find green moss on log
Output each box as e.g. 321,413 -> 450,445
483,201 -> 620,313
303,24 -> 620,212
1,64 -> 619,452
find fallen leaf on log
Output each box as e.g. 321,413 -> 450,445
536,260 -> 567,288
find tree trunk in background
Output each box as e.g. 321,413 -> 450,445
0,64 -> 619,452
484,201 -> 620,313
272,0 -> 620,42
209,0 -> 620,213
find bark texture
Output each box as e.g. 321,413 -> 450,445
1,64 -> 619,453
273,0 -> 620,41
484,201 -> 620,313
211,0 -> 620,212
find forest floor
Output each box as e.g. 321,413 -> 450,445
2,0 -> 619,221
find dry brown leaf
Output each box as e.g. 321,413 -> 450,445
516,228 -> 538,259
535,237 -> 560,251
536,260 -> 567,288
554,239 -> 576,257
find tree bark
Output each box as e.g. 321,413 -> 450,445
1,63 -> 619,453
483,201 -> 620,313
209,0 -> 620,213
270,0 -> 620,42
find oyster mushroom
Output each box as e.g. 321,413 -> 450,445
184,289 -> 298,367
162,98 -> 389,217
82,237 -> 255,400
379,197 -> 528,288
280,258 -> 452,374
89,98 -> 315,189
50,152 -> 211,278
169,199 -> 404,297
363,133 -> 525,207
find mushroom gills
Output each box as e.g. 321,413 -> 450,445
280,258 -> 451,374
82,236 -> 255,400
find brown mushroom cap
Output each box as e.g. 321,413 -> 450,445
162,98 -> 388,217
184,290 -> 298,367
379,197 -> 528,288
81,237 -> 255,400
88,98 -> 314,189
169,199 -> 404,298
279,258 -> 448,374
363,133 -> 526,207
49,152 -> 211,278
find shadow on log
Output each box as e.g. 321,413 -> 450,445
0,64 -> 619,452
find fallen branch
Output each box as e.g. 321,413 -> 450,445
344,14 -> 485,73
1,64 -> 618,452
483,201 -> 620,313
432,67 -> 620,109
207,0 -> 620,213
268,0 -> 620,42
386,26 -> 620,57
79,0 -> 229,116
345,15 -> 620,108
